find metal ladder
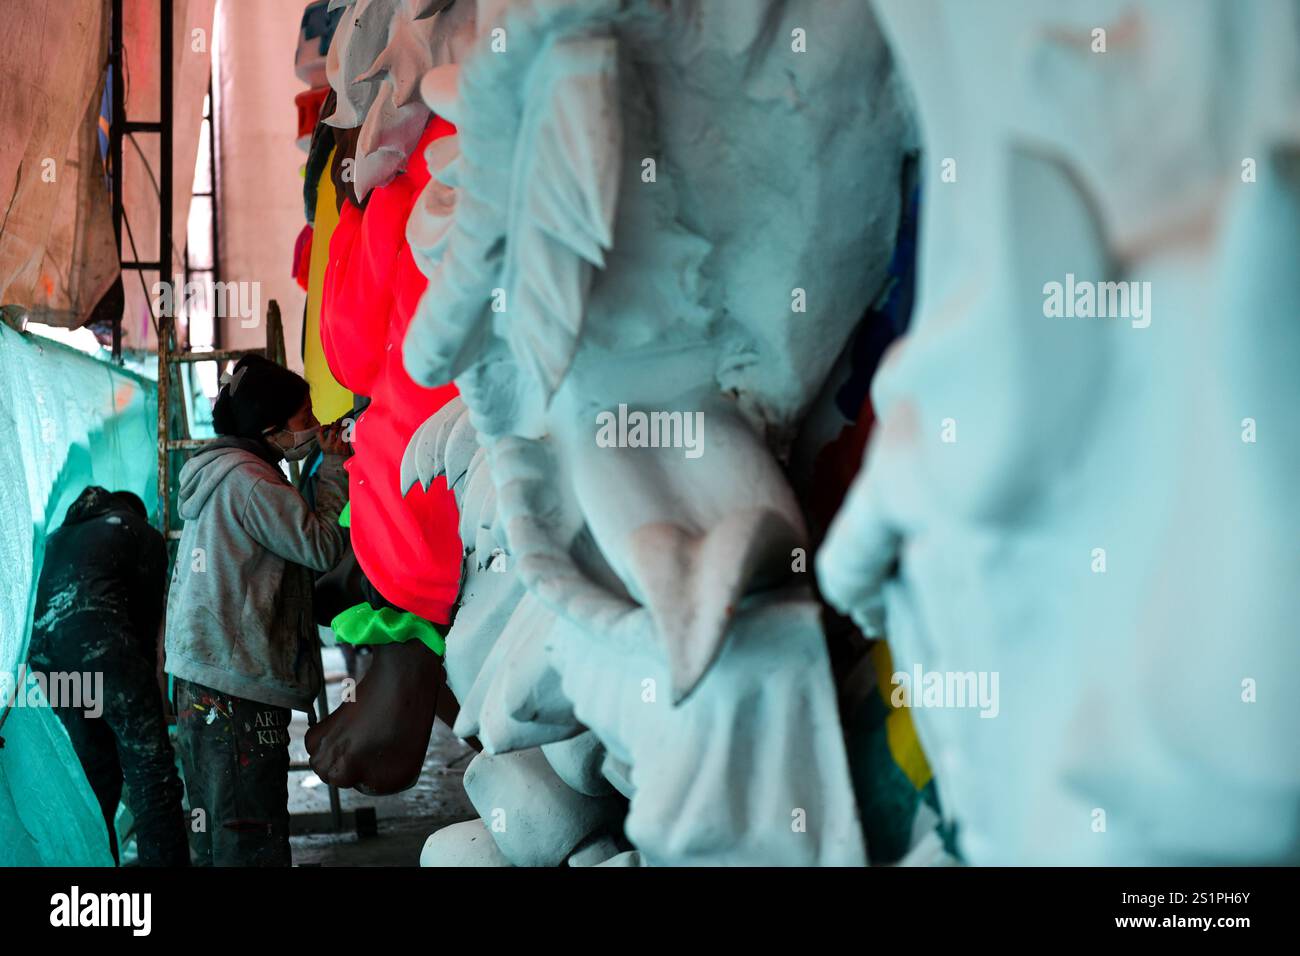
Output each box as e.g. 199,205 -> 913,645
155,299 -> 288,542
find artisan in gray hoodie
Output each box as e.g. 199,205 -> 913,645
165,437 -> 348,710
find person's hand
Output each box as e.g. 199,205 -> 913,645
319,422 -> 351,457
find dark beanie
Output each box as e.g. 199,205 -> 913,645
211,354 -> 310,439
106,491 -> 148,518
63,487 -> 147,524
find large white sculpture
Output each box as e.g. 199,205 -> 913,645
316,0 -> 1298,866
820,0 -> 1300,864
399,0 -> 914,864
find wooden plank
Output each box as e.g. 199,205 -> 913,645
168,347 -> 264,365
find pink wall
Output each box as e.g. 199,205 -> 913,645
214,0 -> 309,371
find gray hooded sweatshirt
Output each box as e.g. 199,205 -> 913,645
165,438 -> 348,710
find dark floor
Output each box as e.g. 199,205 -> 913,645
285,647 -> 478,866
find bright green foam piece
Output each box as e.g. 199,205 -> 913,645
331,601 -> 446,657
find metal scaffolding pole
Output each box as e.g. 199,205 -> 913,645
109,0 -> 174,367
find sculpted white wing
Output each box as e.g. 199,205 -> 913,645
403,1 -> 624,416
332,0 -> 477,197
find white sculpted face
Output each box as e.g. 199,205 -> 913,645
819,0 -> 1300,864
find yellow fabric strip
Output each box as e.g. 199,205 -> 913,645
303,145 -> 352,423
870,640 -> 934,791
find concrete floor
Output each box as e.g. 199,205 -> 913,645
286,647 -> 478,866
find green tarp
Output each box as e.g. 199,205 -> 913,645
0,325 -> 158,865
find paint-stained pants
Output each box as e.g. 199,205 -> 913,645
174,679 -> 292,867
33,640 -> 189,867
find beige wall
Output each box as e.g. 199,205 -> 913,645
214,0 -> 309,371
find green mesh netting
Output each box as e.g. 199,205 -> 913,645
0,325 -> 159,866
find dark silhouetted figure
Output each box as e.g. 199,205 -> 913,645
30,486 -> 188,866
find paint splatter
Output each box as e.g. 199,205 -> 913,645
33,584 -> 77,632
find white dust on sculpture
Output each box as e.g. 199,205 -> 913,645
402,0 -> 913,864
820,0 -> 1300,864
404,397 -> 629,866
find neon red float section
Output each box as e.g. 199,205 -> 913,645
321,116 -> 461,625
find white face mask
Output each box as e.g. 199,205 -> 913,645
266,425 -> 320,461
